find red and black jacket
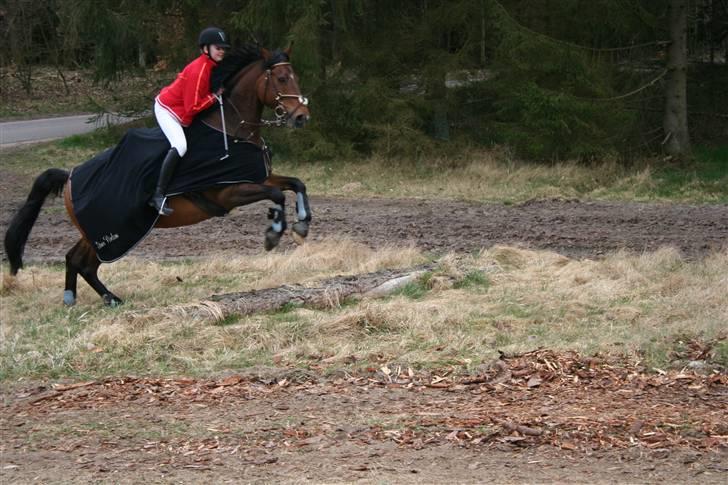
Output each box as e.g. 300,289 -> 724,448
157,54 -> 217,126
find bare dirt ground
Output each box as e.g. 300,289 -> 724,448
2,168 -> 727,483
1,168 -> 727,264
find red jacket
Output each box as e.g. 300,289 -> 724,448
157,54 -> 217,126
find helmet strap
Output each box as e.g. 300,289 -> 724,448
202,45 -> 212,60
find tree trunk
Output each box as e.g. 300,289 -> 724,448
138,43 -> 146,69
481,0 -> 486,66
663,0 -> 691,158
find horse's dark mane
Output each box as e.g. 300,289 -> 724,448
210,44 -> 290,92
210,44 -> 261,92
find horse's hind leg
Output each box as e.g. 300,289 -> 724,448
65,239 -> 123,306
64,244 -> 79,306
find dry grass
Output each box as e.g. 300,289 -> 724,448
276,151 -> 673,204
1,240 -> 725,380
288,246 -> 727,368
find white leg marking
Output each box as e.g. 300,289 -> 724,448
296,192 -> 307,220
271,204 -> 284,233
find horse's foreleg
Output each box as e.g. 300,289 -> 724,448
65,239 -> 122,306
265,174 -> 311,222
265,175 -> 311,244
222,184 -> 287,251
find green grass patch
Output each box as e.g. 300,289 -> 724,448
215,314 -> 242,327
694,145 -> 728,179
644,146 -> 728,201
714,340 -> 728,367
269,302 -> 302,317
454,270 -> 490,290
392,279 -> 430,300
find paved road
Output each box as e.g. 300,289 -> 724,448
0,113 -> 139,147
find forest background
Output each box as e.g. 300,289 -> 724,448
1,0 -> 727,163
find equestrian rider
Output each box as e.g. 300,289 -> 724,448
150,27 -> 230,215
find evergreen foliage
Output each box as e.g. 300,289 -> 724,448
1,0 -> 725,161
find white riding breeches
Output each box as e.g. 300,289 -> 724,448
154,98 -> 188,157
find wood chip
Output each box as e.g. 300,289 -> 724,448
527,376 -> 543,388
629,420 -> 645,435
54,381 -> 97,391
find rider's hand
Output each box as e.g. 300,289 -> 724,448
215,87 -> 225,96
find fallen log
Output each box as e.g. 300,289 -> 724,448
194,265 -> 434,319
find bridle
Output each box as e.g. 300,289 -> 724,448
260,62 -> 310,127
225,61 -> 309,139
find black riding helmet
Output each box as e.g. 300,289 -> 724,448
198,27 -> 231,48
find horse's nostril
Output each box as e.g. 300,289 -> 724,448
295,114 -> 308,127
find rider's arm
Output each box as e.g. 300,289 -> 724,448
182,57 -> 216,121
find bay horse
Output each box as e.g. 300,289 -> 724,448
4,45 -> 312,307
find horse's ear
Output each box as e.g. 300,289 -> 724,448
261,47 -> 271,60
284,42 -> 294,58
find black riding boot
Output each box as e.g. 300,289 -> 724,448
149,148 -> 180,216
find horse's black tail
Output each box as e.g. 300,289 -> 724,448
4,168 -> 70,275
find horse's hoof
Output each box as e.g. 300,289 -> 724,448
291,231 -> 305,245
63,290 -> 76,306
264,228 -> 282,251
292,221 -> 309,239
2,273 -> 18,292
103,294 -> 123,307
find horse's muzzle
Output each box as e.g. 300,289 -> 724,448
291,113 -> 310,129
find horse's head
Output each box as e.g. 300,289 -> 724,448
256,47 -> 310,129
208,45 -> 311,139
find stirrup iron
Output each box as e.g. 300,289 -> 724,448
150,195 -> 173,216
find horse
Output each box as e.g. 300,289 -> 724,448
4,45 -> 312,307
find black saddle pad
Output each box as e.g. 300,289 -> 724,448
70,120 -> 270,262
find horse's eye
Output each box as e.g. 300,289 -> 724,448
277,76 -> 287,84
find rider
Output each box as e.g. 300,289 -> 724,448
150,27 -> 230,215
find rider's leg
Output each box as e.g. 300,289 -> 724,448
152,99 -> 188,215
150,148 -> 180,215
